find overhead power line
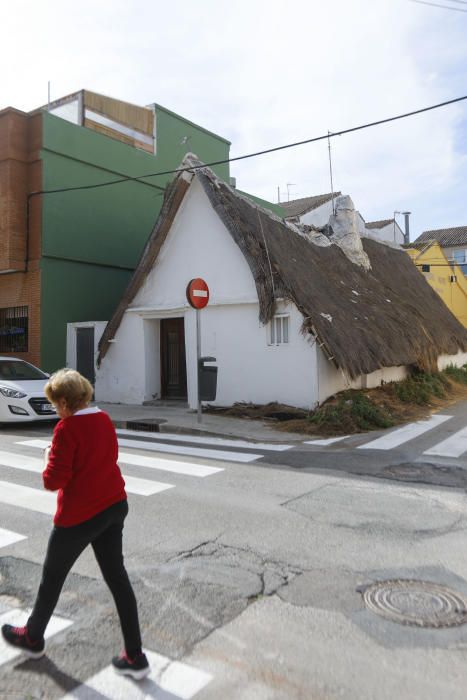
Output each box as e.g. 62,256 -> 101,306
410,0 -> 467,11
31,94 -> 467,198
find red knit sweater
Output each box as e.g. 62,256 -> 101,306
43,409 -> 126,527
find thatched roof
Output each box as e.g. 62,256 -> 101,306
280,192 -> 340,219
98,158 -> 467,377
414,226 -> 467,247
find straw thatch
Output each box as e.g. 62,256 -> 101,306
98,158 -> 467,377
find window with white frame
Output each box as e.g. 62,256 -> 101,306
269,315 -> 289,345
452,249 -> 467,276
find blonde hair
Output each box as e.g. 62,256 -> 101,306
45,368 -> 93,412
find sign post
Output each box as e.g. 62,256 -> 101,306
186,278 -> 210,423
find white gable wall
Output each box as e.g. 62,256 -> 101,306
96,178 -> 319,408
299,200 -> 335,228
366,223 -> 404,245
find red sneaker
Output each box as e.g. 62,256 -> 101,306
111,651 -> 150,680
1,624 -> 45,659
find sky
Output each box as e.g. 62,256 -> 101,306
2,0 -> 467,239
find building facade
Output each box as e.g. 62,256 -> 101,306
405,241 -> 467,327
0,91 -> 231,376
95,160 -> 467,409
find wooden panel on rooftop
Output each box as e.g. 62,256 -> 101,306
83,119 -> 154,153
84,91 -> 153,136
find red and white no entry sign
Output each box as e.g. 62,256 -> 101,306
186,278 -> 210,309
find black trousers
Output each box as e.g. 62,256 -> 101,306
27,499 -> 142,655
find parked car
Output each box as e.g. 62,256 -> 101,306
0,356 -> 57,423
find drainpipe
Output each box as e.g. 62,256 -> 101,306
402,211 -> 411,245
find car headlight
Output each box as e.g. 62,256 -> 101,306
0,386 -> 27,399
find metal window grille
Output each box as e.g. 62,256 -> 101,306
0,306 -> 28,353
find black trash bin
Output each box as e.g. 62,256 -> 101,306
198,356 -> 218,402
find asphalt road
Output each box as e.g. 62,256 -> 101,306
1,403 -> 467,699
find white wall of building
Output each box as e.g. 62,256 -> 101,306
437,350 -> 467,371
366,223 -> 404,245
95,177 -> 466,409
299,200 -> 335,228
96,179 -> 319,408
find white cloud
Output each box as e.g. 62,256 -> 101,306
1,0 -> 466,237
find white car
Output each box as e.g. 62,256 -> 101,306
0,356 -> 57,423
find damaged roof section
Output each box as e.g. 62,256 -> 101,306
280,192 -> 341,219
98,156 -> 467,378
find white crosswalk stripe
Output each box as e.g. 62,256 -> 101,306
0,527 -> 26,549
119,452 -> 223,478
62,649 -> 213,699
0,480 -> 56,514
0,450 -> 174,497
0,608 -> 72,666
304,436 -> 349,446
116,428 -> 293,451
15,440 -> 224,478
357,414 -> 452,450
423,426 -> 467,458
18,436 -> 260,464
117,437 -> 263,463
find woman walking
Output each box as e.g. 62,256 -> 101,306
1,368 -> 149,680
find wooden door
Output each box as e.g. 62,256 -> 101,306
160,318 -> 187,399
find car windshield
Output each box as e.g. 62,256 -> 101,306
0,360 -> 48,381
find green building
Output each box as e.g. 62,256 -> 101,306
1,89 -> 283,381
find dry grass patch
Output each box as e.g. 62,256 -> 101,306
206,366 -> 467,436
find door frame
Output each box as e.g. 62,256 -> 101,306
66,321 -> 108,377
160,316 -> 188,399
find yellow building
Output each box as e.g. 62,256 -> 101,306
405,241 -> 467,327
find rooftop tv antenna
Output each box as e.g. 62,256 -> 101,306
328,130 -> 336,215
286,183 -> 296,202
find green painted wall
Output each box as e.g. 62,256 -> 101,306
237,189 -> 286,218
39,110 -> 231,370
154,104 -> 230,184
40,258 -> 131,372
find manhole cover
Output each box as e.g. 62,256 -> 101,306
362,579 -> 467,628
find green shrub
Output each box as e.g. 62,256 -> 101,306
393,372 -> 447,404
310,391 -> 394,432
443,364 -> 467,385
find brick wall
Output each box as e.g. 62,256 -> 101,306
0,109 -> 43,366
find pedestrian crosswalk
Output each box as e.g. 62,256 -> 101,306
0,527 -> 26,549
63,649 -> 213,699
0,608 -> 73,665
423,426 -> 467,458
0,431 -> 232,697
0,602 -> 213,698
0,430 -> 292,549
357,414 -> 452,451
305,413 -> 467,459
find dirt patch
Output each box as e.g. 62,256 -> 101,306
205,374 -> 467,437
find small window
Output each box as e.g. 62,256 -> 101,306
422,264 -> 430,273
270,315 -> 289,345
453,249 -> 466,265
0,306 -> 28,353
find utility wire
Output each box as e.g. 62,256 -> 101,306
31,94 -> 467,198
409,0 -> 467,11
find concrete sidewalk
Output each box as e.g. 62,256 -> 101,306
98,402 -> 307,443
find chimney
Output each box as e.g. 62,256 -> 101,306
402,211 -> 411,245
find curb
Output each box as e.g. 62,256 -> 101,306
110,418 -> 304,443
